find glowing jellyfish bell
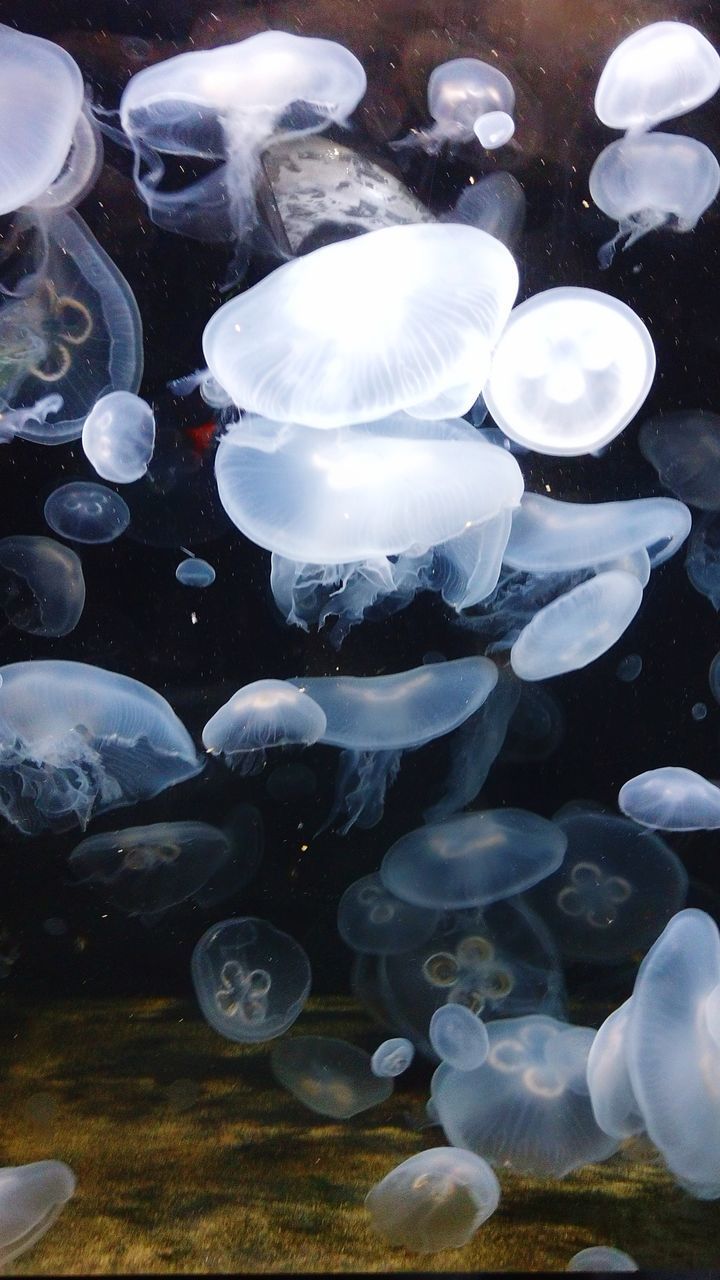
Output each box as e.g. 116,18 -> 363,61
202,223 -> 519,428
365,1147 -> 500,1253
485,287 -> 655,456
175,558 -> 215,587
0,536 -> 85,637
0,1160 -> 76,1267
44,481 -> 130,544
595,22 -> 720,132
474,111 -> 515,149
429,1003 -> 490,1071
568,1248 -> 638,1273
371,1038 -> 415,1078
202,679 -> 327,774
271,1036 -> 392,1117
618,766 -> 720,831
510,571 -> 644,682
82,391 -> 155,484
404,57 -> 515,153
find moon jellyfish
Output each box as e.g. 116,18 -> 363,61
616,654 -> 642,683
202,679 -> 327,774
529,809 -> 688,964
619,766 -> 720,830
0,535 -> 84,636
590,134 -> 720,268
568,1248 -> 638,1272
365,1147 -> 500,1253
380,809 -> 567,910
510,571 -> 643,681
0,1160 -> 76,1267
291,657 -> 498,832
0,659 -> 201,835
44,481 -> 130,544
595,23 -> 720,132
401,58 -> 515,153
693,701 -> 708,720
175,558 -> 215,587
371,1037 -> 415,1078
192,917 -> 311,1044
82,391 -> 155,484
443,173 -> 526,251
337,873 -> 440,955
474,111 -> 515,149
270,1036 -> 392,1117
639,410 -> 720,509
485,287 -> 655,456
586,1000 -> 644,1140
433,1015 -> 618,1177
202,223 -> 519,428
429,1004 -> 490,1072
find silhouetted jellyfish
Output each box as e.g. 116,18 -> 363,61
291,657 -> 498,832
502,683 -> 564,763
82,391 -> 155,484
337,873 -> 440,955
381,809 -> 567,910
686,511 -> 720,609
510,571 -> 643,681
398,58 -> 515,153
0,535 -> 84,636
202,224 -> 519,427
619,766 -> 720,830
44,481 -> 130,544
616,654 -> 642,683
443,173 -> 526,251
590,134 -> 720,268
271,1036 -> 392,1117
595,22 -> 720,132
192,917 -> 311,1044
120,31 -> 366,242
485,287 -> 655,456
693,701 -> 708,720
429,1004 -> 490,1071
0,1160 -> 76,1267
371,1037 -> 415,1078
365,1147 -> 500,1253
586,999 -> 644,1140
567,1248 -> 638,1272
433,1014 -> 619,1177
529,810 -> 688,965
202,679 -> 327,775
639,410 -> 720,509
176,558 -> 215,587
0,659 -> 201,835
474,111 -> 515,149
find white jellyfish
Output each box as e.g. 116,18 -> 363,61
618,765 -> 720,830
474,111 -> 515,149
510,571 -> 644,681
586,999 -> 644,1140
202,679 -> 327,774
365,1147 -> 500,1253
567,1247 -> 638,1272
0,1160 -> 76,1267
639,410 -> 720,509
82,391 -> 155,483
429,1003 -> 490,1072
44,481 -> 130,544
484,286 -> 655,456
0,535 -> 85,636
397,57 -> 515,153
175,558 -> 216,587
595,22 -> 720,132
271,1036 -> 392,1117
371,1038 -> 415,1078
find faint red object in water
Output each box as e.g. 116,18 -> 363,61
184,420 -> 217,456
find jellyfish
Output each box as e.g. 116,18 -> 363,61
567,1248 -> 638,1272
616,654 -> 642,683
270,1036 -> 392,1117
528,809 -> 688,965
371,1038 -> 415,1078
589,133 -> 720,268
380,809 -> 567,910
686,511 -> 720,609
618,766 -> 720,830
0,659 -> 202,835
365,1147 -> 500,1253
0,535 -> 85,636
44,481 -> 130,544
474,111 -> 515,149
432,1014 -> 619,1178
639,410 -> 720,509
594,23 -> 720,132
442,172 -> 526,251
82,391 -> 155,484
693,701 -> 708,720
192,917 -> 311,1044
337,873 -> 440,955
586,1000 -> 644,1141
290,657 -> 498,832
429,1004 -> 490,1072
397,58 -> 515,153
202,223 -> 519,428
0,1160 -> 76,1267
119,31 -> 367,243
202,679 -> 327,774
484,286 -> 656,456
175,558 -> 216,587
510,571 -> 643,681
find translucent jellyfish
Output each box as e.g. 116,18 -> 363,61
639,410 -> 720,509
616,654 -> 642,683
586,999 -> 644,1140
589,133 -> 720,268
595,23 -> 720,132
175,558 -> 215,587
0,535 -> 84,636
474,111 -> 515,149
429,1004 -> 490,1071
502,683 -> 564,762
371,1038 -> 415,1078
120,31 -> 366,242
82,391 -> 155,484
0,1160 -> 76,1267
400,58 -> 515,153
270,1036 -> 392,1117
619,766 -> 720,831
202,679 -> 327,774
510,571 -> 643,681
365,1147 -> 500,1253
567,1248 -> 638,1272
0,659 -> 201,835
693,701 -> 708,720
291,657 -> 498,832
337,873 -> 440,955
433,1015 -> 619,1177
192,917 -> 311,1044
529,810 -> 688,964
44,481 -> 130,544
686,511 -> 720,608
202,224 -> 519,428
380,809 -> 567,910
443,173 -> 526,251
484,287 -> 656,456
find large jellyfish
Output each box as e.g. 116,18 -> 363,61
0,1160 -> 76,1267
0,535 -> 85,637
290,657 -> 498,832
396,57 -> 515,154
202,223 -> 519,427
202,679 -> 327,774
365,1147 -> 500,1253
82,391 -> 155,484
45,482 -> 130,544
594,23 -> 720,132
618,766 -> 720,831
586,999 -> 644,1141
484,287 -> 655,456
510,571 -> 644,681
271,1036 -> 392,1118
0,660 -> 201,835
639,410 -> 720,509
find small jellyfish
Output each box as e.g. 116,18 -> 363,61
192,917 -> 310,1043
44,481 -> 130,544
0,1160 -> 76,1267
365,1147 -> 500,1253
399,58 -> 514,153
371,1038 -> 415,1078
473,111 -> 515,149
616,654 -> 642,683
0,535 -> 84,636
176,558 -> 215,588
639,410 -> 720,510
443,172 -> 525,251
693,701 -> 708,721
429,1004 -> 490,1072
618,766 -> 720,830
595,22 -> 720,132
567,1247 -> 638,1272
510,572 -> 643,682
337,873 -> 439,955
82,391 -> 155,484
202,679 -> 326,774
270,1036 -> 392,1117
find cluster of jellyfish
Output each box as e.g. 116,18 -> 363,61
0,9 -> 720,1270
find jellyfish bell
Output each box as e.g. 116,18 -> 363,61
0,1160 -> 76,1267
0,535 -> 85,637
442,172 -> 526,251
618,766 -> 720,831
82,391 -> 156,484
202,678 -> 327,774
595,22 -> 720,133
429,1003 -> 490,1072
370,1037 -> 415,1079
567,1248 -> 638,1273
175,557 -> 216,587
399,57 -> 515,153
270,1036 -> 392,1117
337,872 -> 440,956
365,1147 -> 500,1253
510,571 -> 644,682
474,111 -> 515,149
639,410 -> 720,510
44,481 -> 130,544
586,999 -> 644,1140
